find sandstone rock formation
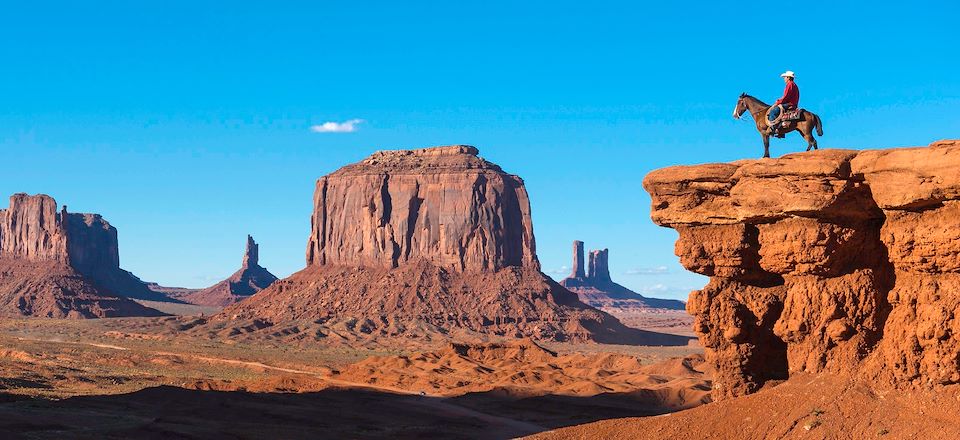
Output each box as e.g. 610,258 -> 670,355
180,235 -> 278,307
644,140 -> 960,398
0,194 -> 163,318
571,240 -> 586,279
587,248 -> 611,283
220,146 -> 687,344
561,241 -> 685,310
305,145 -> 537,272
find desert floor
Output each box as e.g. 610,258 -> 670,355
0,316 -> 706,439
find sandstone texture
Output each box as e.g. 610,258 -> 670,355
643,140 -> 960,398
220,146 -> 687,344
180,236 -> 278,307
0,194 -> 162,318
305,145 -> 537,272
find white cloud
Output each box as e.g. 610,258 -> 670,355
624,265 -> 669,276
638,283 -> 669,293
544,265 -> 570,276
310,119 -> 365,133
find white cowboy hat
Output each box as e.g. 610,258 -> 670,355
780,70 -> 796,78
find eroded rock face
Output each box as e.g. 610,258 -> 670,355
570,240 -> 586,279
0,194 -> 162,318
644,140 -> 960,398
587,249 -> 611,283
305,145 -> 538,272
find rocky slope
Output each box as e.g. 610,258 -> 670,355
0,194 -> 162,318
178,236 -> 278,307
643,140 -> 960,398
219,145 -> 687,344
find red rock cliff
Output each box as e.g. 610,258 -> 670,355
305,145 -> 538,272
0,193 -> 162,318
0,194 -> 121,272
644,140 -> 960,398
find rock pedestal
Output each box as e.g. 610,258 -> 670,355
644,140 -> 960,398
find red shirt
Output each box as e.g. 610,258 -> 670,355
775,81 -> 800,107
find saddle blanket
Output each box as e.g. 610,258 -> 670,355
783,108 -> 804,121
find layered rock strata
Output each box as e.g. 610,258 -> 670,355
644,140 -> 960,398
305,145 -> 537,272
182,235 -> 278,307
221,146 -> 684,344
0,194 -> 162,318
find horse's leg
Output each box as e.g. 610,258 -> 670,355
762,134 -> 770,158
802,128 -> 816,151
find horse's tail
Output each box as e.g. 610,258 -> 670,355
814,113 -> 823,136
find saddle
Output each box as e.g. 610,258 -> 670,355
782,107 -> 803,121
767,104 -> 804,125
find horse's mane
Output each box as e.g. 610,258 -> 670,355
740,93 -> 769,107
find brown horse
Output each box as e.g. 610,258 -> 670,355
733,93 -> 823,158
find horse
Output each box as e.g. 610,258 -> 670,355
733,93 -> 823,158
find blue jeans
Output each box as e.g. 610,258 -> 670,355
768,105 -> 781,122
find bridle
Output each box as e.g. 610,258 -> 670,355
734,96 -> 768,121
733,98 -> 748,120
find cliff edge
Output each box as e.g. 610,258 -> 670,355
644,140 -> 960,398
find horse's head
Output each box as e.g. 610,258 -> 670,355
733,92 -> 748,119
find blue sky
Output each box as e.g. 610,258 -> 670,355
1,2 -> 957,298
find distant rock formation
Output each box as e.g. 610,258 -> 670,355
644,140 -> 960,399
180,235 -> 278,307
305,145 -> 538,271
587,248 -> 611,283
0,193 -> 163,318
571,240 -> 586,278
561,241 -> 685,310
218,145 -> 685,344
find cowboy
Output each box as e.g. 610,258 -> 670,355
768,70 -> 799,137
